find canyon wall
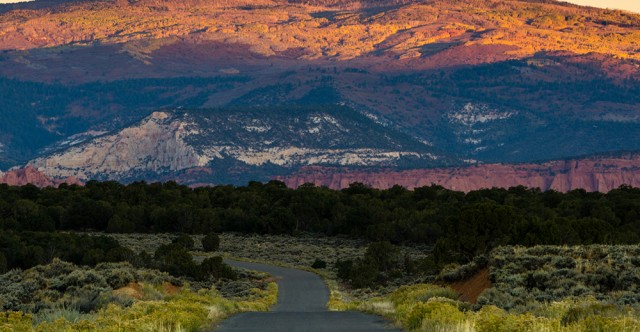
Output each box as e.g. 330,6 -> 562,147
279,155 -> 640,192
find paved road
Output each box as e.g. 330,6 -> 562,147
214,260 -> 400,331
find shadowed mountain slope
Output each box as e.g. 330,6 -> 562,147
0,0 -> 638,187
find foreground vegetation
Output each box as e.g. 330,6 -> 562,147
347,284 -> 640,332
480,245 -> 640,310
4,232 -> 640,331
0,231 -> 276,331
341,244 -> 640,332
3,181 -> 640,331
101,232 -> 430,299
0,231 -> 237,282
0,258 -> 277,332
102,232 -> 640,332
2,181 -> 640,270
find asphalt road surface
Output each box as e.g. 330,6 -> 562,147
214,260 -> 400,331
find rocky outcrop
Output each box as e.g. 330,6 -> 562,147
28,112 -> 204,180
0,166 -> 81,187
6,152 -> 640,192
278,154 -> 640,192
27,108 -> 443,182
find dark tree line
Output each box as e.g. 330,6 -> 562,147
0,231 -> 233,281
0,232 -> 130,273
1,181 -> 640,268
0,230 -> 234,281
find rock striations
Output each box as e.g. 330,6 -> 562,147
29,112 -> 202,180
5,106 -> 640,193
0,166 -> 80,187
279,155 -> 640,192
26,108 -> 444,182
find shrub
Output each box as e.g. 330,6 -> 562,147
0,253 -> 7,274
154,244 -> 199,278
336,241 -> 405,288
33,258 -> 75,279
390,284 -> 459,306
477,288 -> 516,310
0,311 -> 33,331
311,259 -> 327,269
364,241 -> 400,272
484,245 -> 640,312
103,268 -> 135,289
62,270 -> 109,290
202,232 -> 220,252
335,259 -> 353,280
199,257 -> 237,280
171,234 -> 195,250
350,261 -> 378,289
68,286 -> 103,313
417,300 -> 467,331
439,255 -> 488,282
561,301 -> 618,326
474,305 -> 509,332
32,307 -> 95,325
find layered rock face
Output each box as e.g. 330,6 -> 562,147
0,166 -> 80,187
29,112 -> 202,180
279,155 -> 640,192
7,154 -> 640,192
27,108 -> 444,182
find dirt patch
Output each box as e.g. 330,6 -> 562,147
113,282 -> 144,299
449,268 -> 491,304
163,283 -> 180,295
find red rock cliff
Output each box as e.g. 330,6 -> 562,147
278,154 -> 640,192
0,166 -> 81,187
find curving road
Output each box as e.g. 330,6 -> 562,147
214,260 -> 400,332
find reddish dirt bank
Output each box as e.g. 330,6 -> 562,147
449,268 -> 492,304
278,154 -> 640,192
0,166 -> 80,187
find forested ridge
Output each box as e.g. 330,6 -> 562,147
1,181 -> 639,268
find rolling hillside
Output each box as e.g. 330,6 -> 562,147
0,0 -> 638,187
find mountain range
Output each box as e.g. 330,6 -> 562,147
0,0 -> 639,190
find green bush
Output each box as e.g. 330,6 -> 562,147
201,232 -> 220,252
336,241 -> 404,288
0,259 -> 177,315
413,300 -> 467,331
103,268 -> 135,289
354,283 -> 640,332
561,301 -> 619,326
171,234 -> 195,250
154,244 -> 198,278
439,255 -> 488,282
199,257 -> 237,280
62,270 -> 109,289
32,307 -> 95,325
485,245 -> 640,312
0,253 -> 6,274
311,259 -> 327,269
